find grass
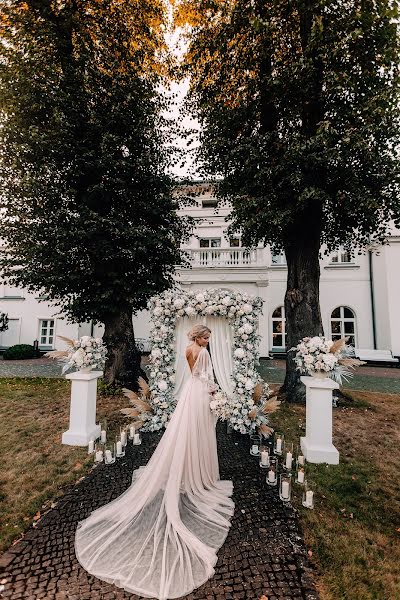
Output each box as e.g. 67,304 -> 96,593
269,388 -> 400,600
0,377 -> 129,552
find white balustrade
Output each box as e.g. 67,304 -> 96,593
188,248 -> 260,268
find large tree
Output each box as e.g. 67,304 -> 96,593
177,0 -> 400,400
0,0 -> 190,389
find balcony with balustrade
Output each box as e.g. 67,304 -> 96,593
183,247 -> 266,268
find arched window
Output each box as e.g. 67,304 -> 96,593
330,307 -> 357,346
271,306 -> 286,349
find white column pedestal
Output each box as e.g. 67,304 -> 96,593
62,370 -> 103,446
300,376 -> 340,465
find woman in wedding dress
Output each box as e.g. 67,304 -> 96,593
75,324 -> 235,600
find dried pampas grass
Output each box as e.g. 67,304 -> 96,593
138,377 -> 150,398
257,424 -> 274,438
44,350 -> 68,359
121,388 -> 152,413
261,397 -> 280,414
56,335 -> 75,347
252,382 -> 264,403
329,337 -> 349,354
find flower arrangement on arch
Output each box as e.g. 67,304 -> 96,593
45,335 -> 107,373
291,336 -> 364,384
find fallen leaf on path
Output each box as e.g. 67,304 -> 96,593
33,511 -> 41,521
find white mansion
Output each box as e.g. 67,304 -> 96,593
1,186 -> 400,358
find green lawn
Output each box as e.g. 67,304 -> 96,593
269,390 -> 400,600
0,378 -> 128,552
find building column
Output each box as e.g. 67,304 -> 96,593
256,281 -> 269,357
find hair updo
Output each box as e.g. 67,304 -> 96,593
187,324 -> 211,341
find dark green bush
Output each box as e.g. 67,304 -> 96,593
3,344 -> 36,360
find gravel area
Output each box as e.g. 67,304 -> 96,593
0,423 -> 318,600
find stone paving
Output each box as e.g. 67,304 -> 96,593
0,423 -> 318,600
0,358 -> 62,378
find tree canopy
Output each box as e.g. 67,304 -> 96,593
177,0 -> 400,252
0,0 -> 189,326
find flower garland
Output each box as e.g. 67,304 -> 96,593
145,287 -> 270,435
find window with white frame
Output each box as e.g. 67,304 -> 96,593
39,319 -> 55,347
229,237 -> 241,247
271,306 -> 286,348
271,252 -> 286,265
330,248 -> 352,264
330,307 -> 357,346
199,238 -> 221,248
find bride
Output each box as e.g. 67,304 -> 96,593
75,324 -> 235,599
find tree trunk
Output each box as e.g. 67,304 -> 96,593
102,307 -> 144,391
282,222 -> 323,403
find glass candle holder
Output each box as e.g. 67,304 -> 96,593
302,481 -> 315,509
87,438 -> 95,454
120,427 -> 128,447
116,435 -> 125,457
273,432 -> 284,455
94,443 -> 104,463
283,442 -> 294,471
296,446 -> 305,468
100,419 -> 107,444
133,430 -> 141,445
104,443 -> 116,465
296,466 -> 305,485
250,433 -> 261,456
259,445 -> 270,469
266,458 -> 278,486
279,473 -> 292,502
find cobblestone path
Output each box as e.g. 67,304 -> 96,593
0,424 -> 318,600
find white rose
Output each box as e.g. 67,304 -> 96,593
234,348 -> 245,359
151,348 -> 162,358
174,298 -> 185,309
185,306 -> 196,316
153,306 -> 163,317
169,375 -> 175,383
158,380 -> 168,391
245,379 -> 254,391
242,303 -> 253,314
195,293 -> 205,303
243,323 -> 253,334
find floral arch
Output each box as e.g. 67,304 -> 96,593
144,287 -> 271,435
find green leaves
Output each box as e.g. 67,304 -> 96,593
0,0 -> 190,323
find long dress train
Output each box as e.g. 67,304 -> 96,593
75,347 -> 235,600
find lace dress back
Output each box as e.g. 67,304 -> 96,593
75,347 -> 234,600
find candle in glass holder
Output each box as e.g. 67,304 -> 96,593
285,451 -> 293,470
121,430 -> 127,446
129,425 -> 135,439
88,439 -> 94,454
260,450 -> 269,466
116,440 -> 123,456
105,449 -> 112,463
101,429 -> 107,443
297,453 -> 305,467
95,449 -> 103,462
276,438 -> 282,453
306,490 -> 314,507
281,480 -> 290,499
133,432 -> 140,444
268,468 -> 275,483
251,443 -> 259,454
297,468 -> 305,484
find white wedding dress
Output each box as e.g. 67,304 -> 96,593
75,347 -> 235,600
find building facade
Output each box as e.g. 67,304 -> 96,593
1,186 -> 400,357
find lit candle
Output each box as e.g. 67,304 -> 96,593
133,433 -> 140,444
281,480 -> 290,499
116,441 -> 123,456
260,450 -> 269,466
95,449 -> 103,462
129,425 -> 135,438
105,449 -> 112,463
285,451 -> 293,470
297,469 -> 305,484
121,431 -> 127,446
252,444 -> 259,454
101,429 -> 107,443
276,438 -> 282,453
298,454 -> 305,466
268,469 -> 276,483
306,490 -> 314,507
88,440 -> 94,453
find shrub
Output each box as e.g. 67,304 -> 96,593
3,344 -> 36,360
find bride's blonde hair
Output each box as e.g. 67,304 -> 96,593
187,324 -> 211,341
